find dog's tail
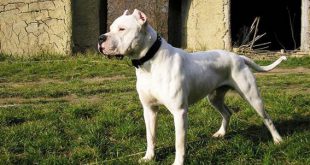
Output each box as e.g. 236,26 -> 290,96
241,55 -> 287,72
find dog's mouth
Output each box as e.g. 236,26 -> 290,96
105,54 -> 124,60
98,44 -> 124,60
98,46 -> 104,54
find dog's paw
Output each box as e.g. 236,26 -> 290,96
139,154 -> 154,163
212,131 -> 225,138
172,159 -> 184,165
273,137 -> 283,145
172,162 -> 183,165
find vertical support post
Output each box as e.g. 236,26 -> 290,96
301,0 -> 310,52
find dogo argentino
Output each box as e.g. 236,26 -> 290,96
98,9 -> 285,165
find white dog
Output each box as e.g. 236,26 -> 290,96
98,9 -> 285,165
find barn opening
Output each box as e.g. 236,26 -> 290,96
168,0 -> 183,48
99,0 -> 108,35
231,0 -> 301,51
72,0 -> 103,53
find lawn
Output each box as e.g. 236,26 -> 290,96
0,54 -> 309,164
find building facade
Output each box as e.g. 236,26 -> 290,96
0,0 -> 309,55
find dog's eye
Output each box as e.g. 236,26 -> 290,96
119,28 -> 125,31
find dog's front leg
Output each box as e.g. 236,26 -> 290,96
173,109 -> 188,165
139,105 -> 158,163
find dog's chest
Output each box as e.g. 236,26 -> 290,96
136,69 -> 183,105
136,73 -> 162,105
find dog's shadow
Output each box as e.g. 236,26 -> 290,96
231,114 -> 310,144
154,114 -> 309,162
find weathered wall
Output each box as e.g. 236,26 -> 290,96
0,0 -> 72,55
107,0 -> 169,40
1,0 -> 307,56
182,0 -> 231,51
301,0 -> 310,52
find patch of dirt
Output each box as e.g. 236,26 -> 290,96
81,75 -> 128,83
255,67 -> 310,76
224,83 -> 310,97
279,85 -> 310,94
0,95 -> 103,108
0,97 -> 25,105
235,51 -> 309,60
0,75 -> 130,88
64,94 -> 103,104
3,78 -> 65,88
0,75 -> 129,107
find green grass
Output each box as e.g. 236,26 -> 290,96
0,53 -> 309,164
256,56 -> 310,68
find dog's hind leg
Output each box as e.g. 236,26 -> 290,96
231,68 -> 283,144
208,86 -> 232,138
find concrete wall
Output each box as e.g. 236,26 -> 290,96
1,0 -> 308,56
0,0 -> 72,55
301,0 -> 310,51
0,0 -> 168,56
182,0 -> 231,51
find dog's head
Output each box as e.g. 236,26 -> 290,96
98,9 -> 149,59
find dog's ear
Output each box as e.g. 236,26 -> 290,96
132,9 -> 147,25
123,9 -> 130,15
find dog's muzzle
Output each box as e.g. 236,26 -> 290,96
98,34 -> 107,54
98,34 -> 124,60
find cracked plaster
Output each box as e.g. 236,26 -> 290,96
0,0 -> 71,56
182,0 -> 231,51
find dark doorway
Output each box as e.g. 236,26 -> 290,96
168,0 -> 182,47
99,0 -> 108,35
72,0 -> 104,53
231,0 -> 301,50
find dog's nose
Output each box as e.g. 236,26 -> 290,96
98,34 -> 107,44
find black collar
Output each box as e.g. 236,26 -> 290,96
131,34 -> 162,68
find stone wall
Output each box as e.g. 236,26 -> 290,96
182,0 -> 231,51
0,0 -> 72,55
